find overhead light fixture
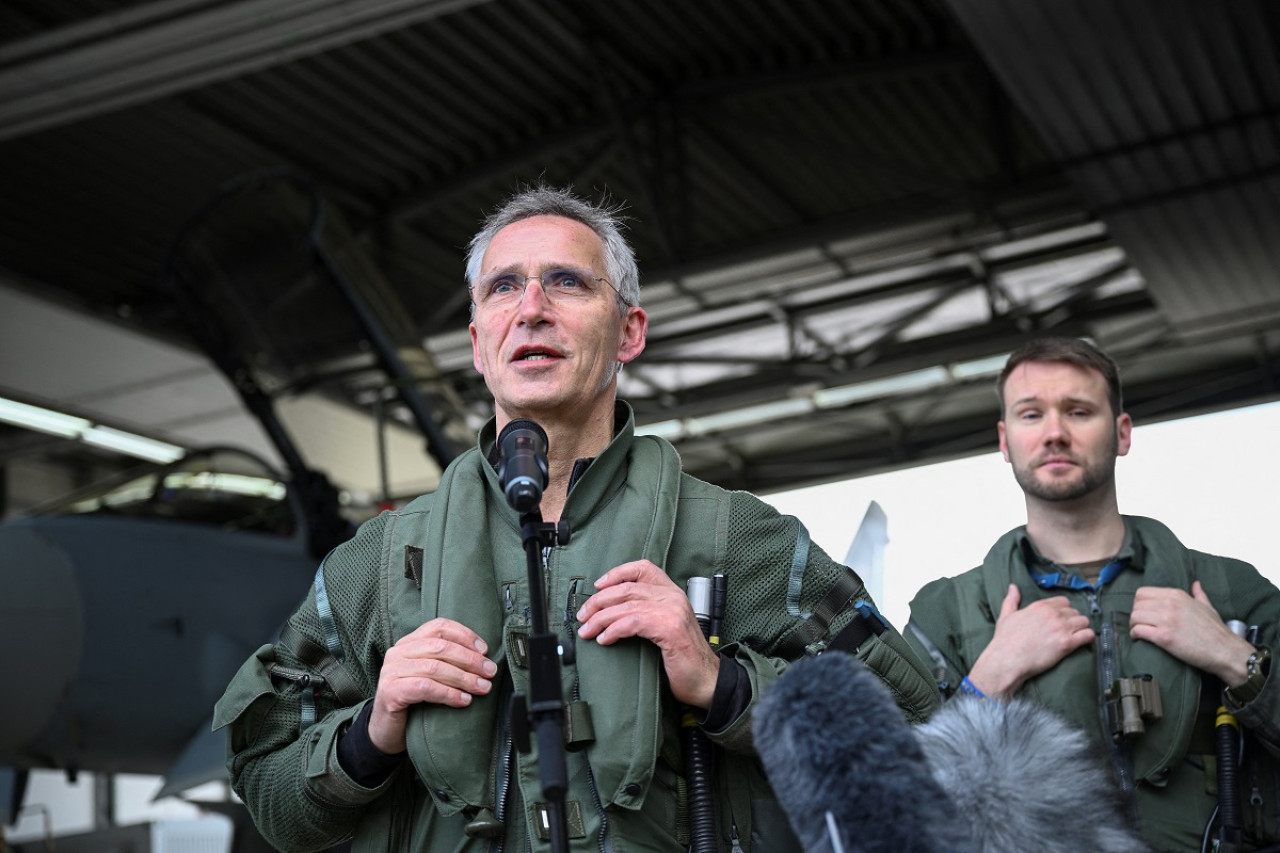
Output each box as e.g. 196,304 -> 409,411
82,426 -> 185,464
950,353 -> 1010,380
638,398 -> 816,440
686,398 -> 815,435
814,366 -> 950,409
0,394 -> 186,464
0,397 -> 92,438
637,355 -> 1014,441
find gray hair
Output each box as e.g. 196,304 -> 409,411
464,185 -> 640,314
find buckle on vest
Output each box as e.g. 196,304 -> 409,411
1106,674 -> 1163,742
508,631 -> 530,668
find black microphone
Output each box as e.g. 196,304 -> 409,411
497,419 -> 549,513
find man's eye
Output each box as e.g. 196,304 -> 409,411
488,276 -> 520,295
549,272 -> 585,289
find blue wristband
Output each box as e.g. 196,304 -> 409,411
959,676 -> 987,700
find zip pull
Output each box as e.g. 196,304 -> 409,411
299,674 -> 316,731
730,822 -> 745,853
562,580 -> 578,666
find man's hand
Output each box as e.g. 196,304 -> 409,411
1130,581 -> 1255,686
967,584 -> 1095,698
576,560 -> 720,710
368,618 -> 497,755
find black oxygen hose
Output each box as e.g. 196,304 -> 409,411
1211,619 -> 1252,852
1216,705 -> 1244,847
682,716 -> 719,853
684,574 -> 727,853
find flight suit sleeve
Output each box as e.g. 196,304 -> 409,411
1210,556 -> 1280,755
702,491 -> 940,755
903,575 -> 975,700
212,514 -> 392,851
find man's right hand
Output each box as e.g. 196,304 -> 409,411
967,584 -> 1095,698
368,618 -> 497,754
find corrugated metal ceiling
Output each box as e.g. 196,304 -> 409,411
0,0 -> 1276,498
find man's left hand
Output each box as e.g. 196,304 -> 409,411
576,560 -> 721,709
1130,581 -> 1255,686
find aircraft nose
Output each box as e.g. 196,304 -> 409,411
0,523 -> 83,758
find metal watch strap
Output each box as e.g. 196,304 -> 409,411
1225,646 -> 1271,707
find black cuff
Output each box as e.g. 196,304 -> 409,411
337,701 -> 406,787
696,656 -> 752,734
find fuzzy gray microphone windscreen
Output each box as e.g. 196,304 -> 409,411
753,651 -> 1152,853
753,651 -> 974,853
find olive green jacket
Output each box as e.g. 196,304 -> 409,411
216,404 -> 939,852
907,516 -> 1280,852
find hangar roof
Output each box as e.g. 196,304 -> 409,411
1,0 -> 1277,501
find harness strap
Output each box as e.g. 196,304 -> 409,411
278,621 -> 365,706
776,566 -> 870,659
785,519 -> 812,617
314,565 -> 345,661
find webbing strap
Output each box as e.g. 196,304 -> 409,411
785,519 -> 812,617
776,566 -> 865,659
300,686 -> 317,729
313,566 -> 344,662
278,622 -> 365,706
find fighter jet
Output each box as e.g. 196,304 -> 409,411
0,446 -> 348,819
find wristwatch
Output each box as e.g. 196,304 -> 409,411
1224,646 -> 1271,707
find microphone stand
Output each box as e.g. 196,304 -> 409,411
509,508 -> 572,853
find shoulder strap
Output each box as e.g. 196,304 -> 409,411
785,519 -> 812,617
776,566 -> 884,659
276,566 -> 366,706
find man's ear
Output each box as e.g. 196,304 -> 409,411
1116,412 -> 1132,457
617,306 -> 648,364
997,420 -> 1011,463
469,321 -> 484,375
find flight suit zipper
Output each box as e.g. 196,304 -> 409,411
1090,587 -> 1135,795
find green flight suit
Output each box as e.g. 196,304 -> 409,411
216,403 -> 939,852
907,516 -> 1280,852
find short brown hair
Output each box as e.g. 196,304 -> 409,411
996,337 -> 1123,416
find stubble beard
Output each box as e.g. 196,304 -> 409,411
1013,430 -> 1119,503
